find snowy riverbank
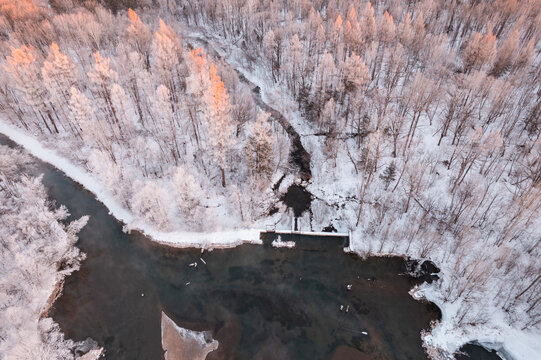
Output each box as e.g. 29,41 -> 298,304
0,143 -> 102,359
348,231 -> 541,360
0,120 -> 263,249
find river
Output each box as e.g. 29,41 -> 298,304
1,135 -> 445,359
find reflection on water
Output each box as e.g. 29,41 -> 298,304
0,136 -> 440,360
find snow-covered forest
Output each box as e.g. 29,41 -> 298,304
1,0 -> 290,231
0,0 -> 540,358
0,145 -> 102,359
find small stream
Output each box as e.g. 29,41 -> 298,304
0,135 -> 445,360
188,33 -> 312,181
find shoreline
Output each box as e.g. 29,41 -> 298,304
41,275 -> 105,360
0,121 -> 264,249
40,276 -> 66,320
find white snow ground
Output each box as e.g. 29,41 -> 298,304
416,285 -> 541,360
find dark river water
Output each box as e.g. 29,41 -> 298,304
456,344 -> 504,360
1,136 -> 447,360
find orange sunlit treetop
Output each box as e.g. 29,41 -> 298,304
5,44 -> 36,69
208,62 -> 229,107
128,8 -> 139,24
0,0 -> 42,23
189,47 -> 208,73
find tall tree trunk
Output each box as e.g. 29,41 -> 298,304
515,275 -> 541,301
221,167 -> 226,187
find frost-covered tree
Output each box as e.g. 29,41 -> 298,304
380,161 -> 396,190
490,29 -> 518,77
203,63 -> 237,187
263,29 -> 282,82
152,19 -> 184,102
87,52 -> 123,137
115,46 -> 153,127
461,31 -> 497,73
150,84 -> 181,164
110,83 -> 137,138
0,145 -> 95,360
341,52 -> 370,121
361,2 -> 376,45
171,165 -> 207,230
68,86 -> 115,162
126,9 -> 152,68
231,87 -> 256,137
131,180 -> 171,230
319,97 -> 337,132
4,45 -> 59,133
245,111 -> 274,181
42,43 -> 77,106
344,5 -> 363,54
283,34 -> 304,96
87,148 -> 127,203
342,52 -> 370,93
185,47 -> 210,145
